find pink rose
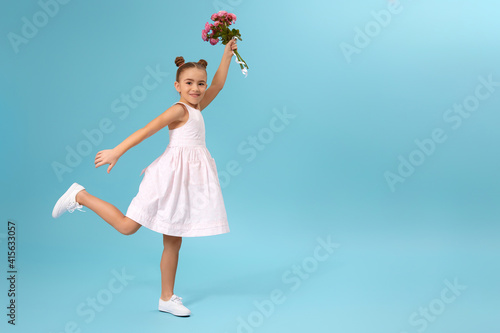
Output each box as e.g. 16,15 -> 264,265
211,13 -> 218,21
209,38 -> 219,45
218,10 -> 227,16
202,30 -> 208,41
229,13 -> 236,23
205,22 -> 211,31
214,21 -> 220,27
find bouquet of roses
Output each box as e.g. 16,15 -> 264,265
202,11 -> 249,77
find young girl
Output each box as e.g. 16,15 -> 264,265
52,39 -> 238,317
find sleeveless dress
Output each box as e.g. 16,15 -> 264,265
125,101 -> 230,237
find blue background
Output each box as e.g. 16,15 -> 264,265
1,0 -> 499,332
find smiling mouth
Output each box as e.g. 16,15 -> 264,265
190,94 -> 200,97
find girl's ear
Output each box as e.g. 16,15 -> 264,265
174,81 -> 180,93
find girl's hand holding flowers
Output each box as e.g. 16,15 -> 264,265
224,38 -> 238,58
202,11 -> 249,77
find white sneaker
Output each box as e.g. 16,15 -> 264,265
52,183 -> 86,218
158,295 -> 191,316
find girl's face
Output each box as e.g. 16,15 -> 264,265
175,68 -> 208,106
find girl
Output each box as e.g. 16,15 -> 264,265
52,38 -> 238,317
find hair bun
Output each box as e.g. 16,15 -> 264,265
198,59 -> 208,68
175,56 -> 185,68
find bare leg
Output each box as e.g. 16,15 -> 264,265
75,189 -> 141,235
160,234 -> 182,301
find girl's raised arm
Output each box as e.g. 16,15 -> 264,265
199,39 -> 238,111
94,104 -> 185,173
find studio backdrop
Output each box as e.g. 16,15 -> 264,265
1,0 -> 499,332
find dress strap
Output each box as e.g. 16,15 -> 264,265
173,101 -> 200,111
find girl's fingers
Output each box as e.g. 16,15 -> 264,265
96,159 -> 112,168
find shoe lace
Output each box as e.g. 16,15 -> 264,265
171,295 -> 183,304
67,201 -> 86,213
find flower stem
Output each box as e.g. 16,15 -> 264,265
233,50 -> 249,69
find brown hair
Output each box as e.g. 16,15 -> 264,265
175,56 -> 208,82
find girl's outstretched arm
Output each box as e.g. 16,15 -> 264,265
199,39 -> 238,111
94,104 -> 185,173
212,38 -> 238,88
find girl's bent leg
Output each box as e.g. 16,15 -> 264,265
160,235 -> 182,301
75,189 -> 141,235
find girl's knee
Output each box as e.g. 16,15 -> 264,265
121,217 -> 141,235
163,234 -> 182,248
121,228 -> 136,236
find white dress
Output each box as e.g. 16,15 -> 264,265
125,102 -> 230,237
